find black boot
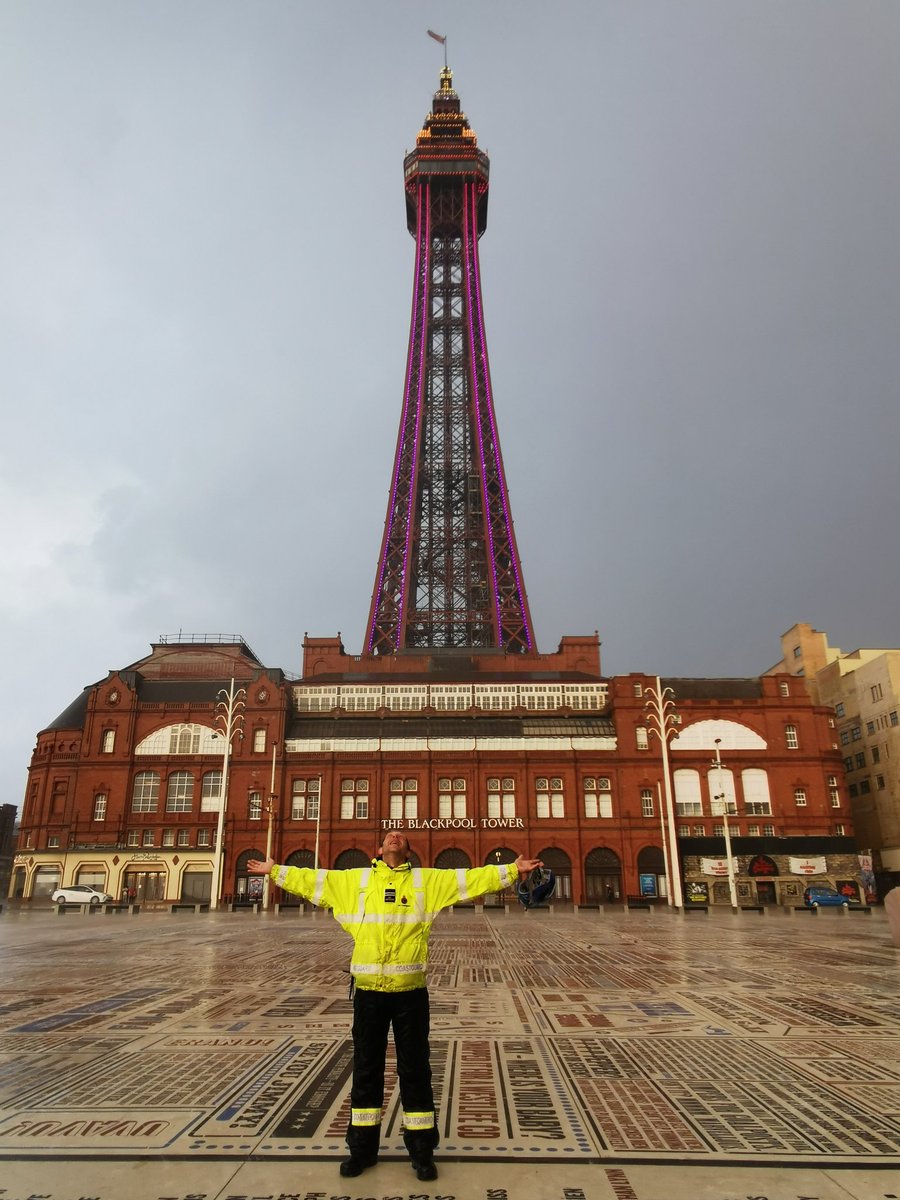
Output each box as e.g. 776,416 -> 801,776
410,1156 -> 438,1181
339,1153 -> 378,1177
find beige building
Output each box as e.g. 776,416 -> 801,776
767,623 -> 900,880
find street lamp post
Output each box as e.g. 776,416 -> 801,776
644,678 -> 683,908
263,741 -> 278,911
656,781 -> 672,903
712,738 -> 738,909
312,776 -> 322,871
210,678 -> 246,911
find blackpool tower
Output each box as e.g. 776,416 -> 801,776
365,68 -> 535,656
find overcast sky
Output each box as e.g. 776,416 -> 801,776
2,1 -> 899,813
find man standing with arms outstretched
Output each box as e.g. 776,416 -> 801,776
246,833 -> 542,1182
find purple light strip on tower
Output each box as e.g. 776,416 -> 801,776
462,181 -> 504,645
397,184 -> 431,649
467,184 -> 533,649
366,182 -> 429,653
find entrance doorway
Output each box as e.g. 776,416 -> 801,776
756,880 -> 777,905
584,847 -> 622,902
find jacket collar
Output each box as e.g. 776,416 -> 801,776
372,855 -> 412,874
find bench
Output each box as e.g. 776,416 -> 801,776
739,905 -> 766,914
229,901 -> 260,913
626,901 -> 653,912
104,903 -> 140,915
682,905 -> 709,914
170,903 -> 208,914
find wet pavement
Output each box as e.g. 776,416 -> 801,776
1,901 -> 899,1200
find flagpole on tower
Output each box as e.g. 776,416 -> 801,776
427,29 -> 448,68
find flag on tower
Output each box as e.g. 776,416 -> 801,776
427,30 -> 446,45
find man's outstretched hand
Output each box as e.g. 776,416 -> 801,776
514,855 -> 544,875
246,857 -> 275,875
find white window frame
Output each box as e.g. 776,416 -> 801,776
341,777 -> 369,821
132,771 -> 160,813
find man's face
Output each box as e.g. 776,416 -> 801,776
380,831 -> 409,858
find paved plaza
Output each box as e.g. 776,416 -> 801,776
0,903 -> 898,1200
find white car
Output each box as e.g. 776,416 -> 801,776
51,884 -> 112,906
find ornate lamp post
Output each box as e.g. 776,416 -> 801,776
644,678 -> 683,908
263,741 -> 278,911
210,678 -> 246,910
712,738 -> 738,909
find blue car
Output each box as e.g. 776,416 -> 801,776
803,884 -> 856,908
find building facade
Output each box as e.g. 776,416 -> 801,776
13,633 -> 858,908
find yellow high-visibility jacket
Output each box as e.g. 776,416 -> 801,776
270,857 -> 518,992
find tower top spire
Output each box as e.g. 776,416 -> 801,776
416,67 -> 478,148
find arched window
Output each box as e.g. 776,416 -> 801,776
277,849 -> 317,906
334,848 -> 371,869
434,847 -> 472,870
537,846 -> 572,900
166,771 -> 194,813
172,725 -> 201,755
742,769 -> 772,816
200,771 -> 222,812
132,771 -> 160,813
674,769 -> 702,817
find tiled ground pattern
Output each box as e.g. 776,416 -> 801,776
0,906 -> 899,1199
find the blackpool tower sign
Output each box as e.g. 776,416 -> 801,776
380,816 -> 525,831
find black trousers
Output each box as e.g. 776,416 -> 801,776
347,986 -> 438,1159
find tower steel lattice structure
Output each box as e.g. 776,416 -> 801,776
366,68 -> 535,656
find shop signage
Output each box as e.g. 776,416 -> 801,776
379,817 -> 525,831
700,857 -> 730,876
789,856 -> 827,875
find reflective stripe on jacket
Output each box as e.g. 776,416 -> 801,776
270,858 -> 518,992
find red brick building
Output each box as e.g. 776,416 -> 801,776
13,632 -> 859,908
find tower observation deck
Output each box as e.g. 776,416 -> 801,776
365,68 -> 535,656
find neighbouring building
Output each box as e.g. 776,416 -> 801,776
767,622 -> 900,893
